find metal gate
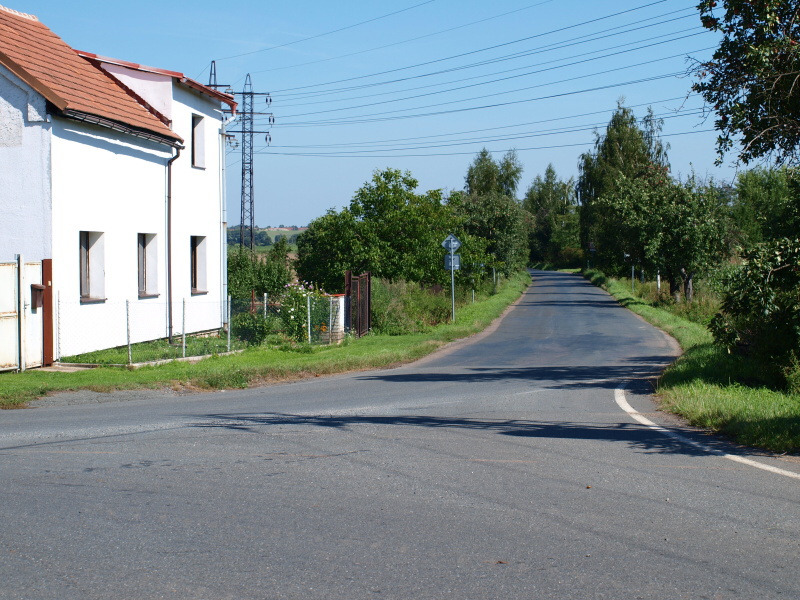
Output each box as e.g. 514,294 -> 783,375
344,271 -> 371,338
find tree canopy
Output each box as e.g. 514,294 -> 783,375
465,148 -> 523,198
693,1 -> 800,165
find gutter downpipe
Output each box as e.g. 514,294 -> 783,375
167,145 -> 183,343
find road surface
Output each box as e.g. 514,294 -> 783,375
1,270 -> 798,599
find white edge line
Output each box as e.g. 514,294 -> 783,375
614,387 -> 800,480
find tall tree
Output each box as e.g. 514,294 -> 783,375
465,148 -> 523,198
692,1 -> 800,165
577,103 -> 669,271
523,164 -> 579,264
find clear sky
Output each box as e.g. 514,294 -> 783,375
16,0 -> 736,227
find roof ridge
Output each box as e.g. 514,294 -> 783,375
0,4 -> 38,21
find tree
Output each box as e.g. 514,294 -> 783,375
578,103 -> 669,271
594,170 -> 729,302
451,190 -> 529,276
465,148 -> 523,198
731,167 -> 800,245
523,164 -> 579,264
692,1 -> 800,165
295,209 -> 361,294
227,245 -> 290,300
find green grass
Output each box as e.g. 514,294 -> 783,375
61,334 -> 247,365
583,269 -> 800,454
0,271 -> 531,409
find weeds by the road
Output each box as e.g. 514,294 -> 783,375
583,269 -> 800,454
0,272 -> 531,409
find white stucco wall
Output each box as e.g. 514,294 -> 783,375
50,118 -> 172,356
169,83 -> 226,335
0,65 -> 52,262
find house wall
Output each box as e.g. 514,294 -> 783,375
50,118 -> 172,357
0,64 -> 51,263
169,83 -> 226,335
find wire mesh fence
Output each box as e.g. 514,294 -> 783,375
57,293 -> 345,366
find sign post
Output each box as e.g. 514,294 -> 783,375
442,234 -> 461,322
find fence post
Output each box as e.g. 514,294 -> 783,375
472,289 -> 475,304
329,297 -> 333,345
227,294 -> 232,352
126,300 -> 132,365
56,291 -> 61,362
631,265 -> 635,295
264,293 -> 267,319
182,298 -> 186,358
306,294 -> 311,344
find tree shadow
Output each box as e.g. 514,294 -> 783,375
188,412 -> 708,456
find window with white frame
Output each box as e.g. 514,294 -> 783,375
191,114 -> 205,168
79,230 -> 105,301
190,235 -> 207,294
137,233 -> 158,297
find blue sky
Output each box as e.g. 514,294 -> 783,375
18,0 -> 735,227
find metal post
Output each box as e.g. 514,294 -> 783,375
450,247 -> 456,322
657,270 -> 661,293
56,291 -> 61,362
631,265 -> 635,295
329,297 -> 333,345
263,293 -> 267,319
227,294 -> 232,352
182,298 -> 186,358
306,294 -> 312,343
126,300 -> 132,365
472,289 -> 475,304
17,254 -> 25,372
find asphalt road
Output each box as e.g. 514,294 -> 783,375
1,270 -> 798,600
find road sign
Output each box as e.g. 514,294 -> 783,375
441,234 -> 461,252
444,254 -> 461,270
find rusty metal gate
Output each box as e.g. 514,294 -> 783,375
344,271 -> 371,338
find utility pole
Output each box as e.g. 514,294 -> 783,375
224,73 -> 273,250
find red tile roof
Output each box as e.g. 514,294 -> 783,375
75,51 -> 237,113
0,4 -> 181,143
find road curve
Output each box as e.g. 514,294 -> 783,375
1,270 -> 798,600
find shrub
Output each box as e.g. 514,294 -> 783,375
231,312 -> 271,345
709,238 -> 800,380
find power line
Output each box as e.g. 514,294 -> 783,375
252,129 -> 714,158
218,0 -> 438,64
274,7 -> 695,102
275,39 -> 707,121
247,0 -> 560,76
268,0 -> 673,95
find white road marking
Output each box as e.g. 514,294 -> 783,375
614,387 -> 800,480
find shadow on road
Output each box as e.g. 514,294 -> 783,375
353,362 -> 671,392
188,412 -> 708,456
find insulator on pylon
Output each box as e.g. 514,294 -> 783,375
265,133 -> 272,145
266,94 -> 272,107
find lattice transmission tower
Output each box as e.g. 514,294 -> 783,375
212,66 -> 273,250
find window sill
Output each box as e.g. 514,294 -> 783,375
191,289 -> 208,296
80,297 -> 106,304
138,293 -> 160,299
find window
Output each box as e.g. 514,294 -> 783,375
190,235 -> 207,294
191,115 -> 205,168
137,233 -> 158,297
79,231 -> 105,301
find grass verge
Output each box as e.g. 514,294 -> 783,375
583,269 -> 800,454
0,272 -> 531,409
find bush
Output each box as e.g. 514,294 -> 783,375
231,312 -> 271,345
709,238 -> 800,382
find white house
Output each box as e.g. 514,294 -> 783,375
0,4 -> 236,368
